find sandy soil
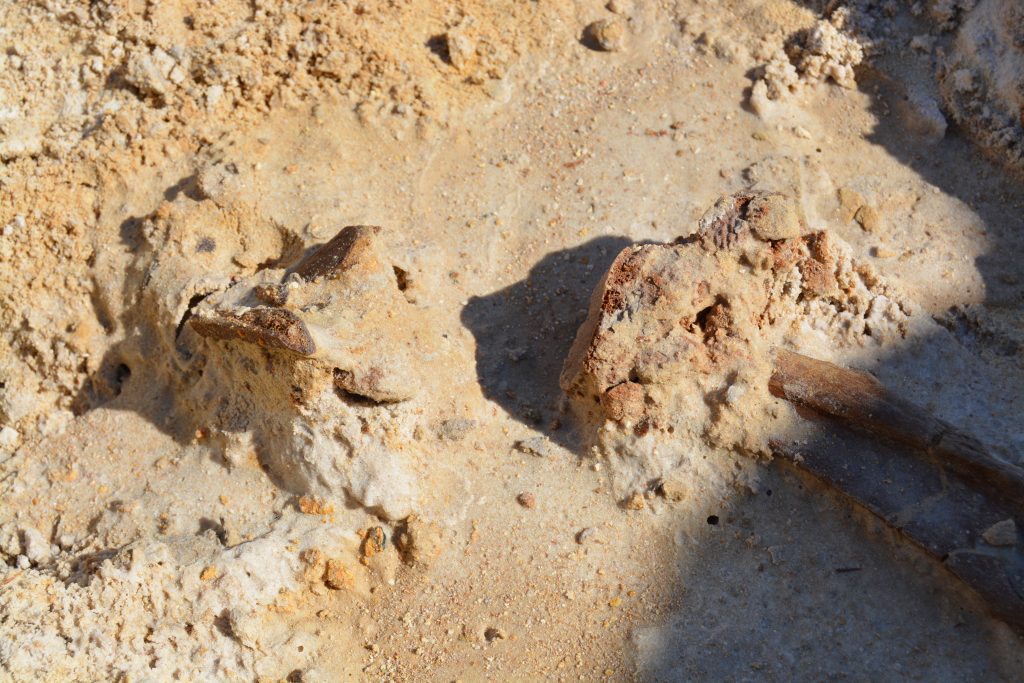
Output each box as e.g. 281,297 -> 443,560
1,0 -> 1023,681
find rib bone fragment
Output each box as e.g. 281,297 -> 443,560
769,348 -> 1024,517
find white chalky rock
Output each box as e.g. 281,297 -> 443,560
20,527 -> 50,565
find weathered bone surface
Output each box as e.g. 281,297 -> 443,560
178,223 -> 432,518
190,224 -> 420,403
115,196 -> 441,521
560,191 -> 909,499
564,191 -> 1023,632
0,186 -> 461,681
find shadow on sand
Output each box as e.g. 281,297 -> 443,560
460,235 -> 635,451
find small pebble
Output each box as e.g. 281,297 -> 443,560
837,187 -> 865,223
575,527 -> 595,544
324,559 -> 354,589
514,437 -> 553,458
584,19 -> 627,52
0,426 -> 20,450
855,205 -> 882,233
21,527 -> 50,565
516,492 -> 536,509
624,492 -> 646,510
436,418 -> 476,441
982,518 -> 1018,547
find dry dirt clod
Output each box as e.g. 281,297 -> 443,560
298,495 -> 335,516
659,474 -> 691,502
584,19 -> 627,52
624,492 -> 646,510
0,426 -> 20,452
20,527 -> 50,565
855,205 -> 882,233
393,515 -> 443,566
745,192 -> 805,241
516,492 -> 536,509
575,527 -> 595,544
837,187 -> 865,223
300,548 -> 325,578
324,559 -> 355,590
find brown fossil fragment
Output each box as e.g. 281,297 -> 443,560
189,307 -> 316,355
293,224 -> 384,281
